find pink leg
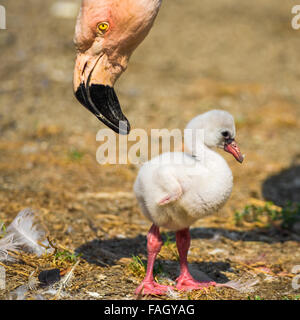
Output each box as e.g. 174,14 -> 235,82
175,228 -> 216,291
135,224 -> 173,296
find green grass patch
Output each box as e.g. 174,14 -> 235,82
282,295 -> 300,300
0,221 -> 6,238
161,232 -> 179,260
162,232 -> 175,247
68,149 -> 84,161
234,202 -> 300,229
54,250 -> 81,263
128,255 -> 164,279
248,295 -> 263,300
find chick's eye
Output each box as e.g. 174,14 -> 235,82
222,131 -> 229,138
97,22 -> 109,34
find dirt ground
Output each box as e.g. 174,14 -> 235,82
0,0 -> 300,300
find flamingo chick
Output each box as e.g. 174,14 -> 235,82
134,110 -> 244,295
73,0 -> 162,134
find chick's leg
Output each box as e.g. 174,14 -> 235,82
135,224 -> 172,295
176,228 -> 216,291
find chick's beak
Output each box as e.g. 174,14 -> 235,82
73,53 -> 130,135
224,139 -> 244,163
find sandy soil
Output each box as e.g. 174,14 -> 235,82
0,0 -> 299,300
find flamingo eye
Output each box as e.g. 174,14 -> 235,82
97,22 -> 109,35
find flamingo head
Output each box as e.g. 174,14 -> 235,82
73,0 -> 161,134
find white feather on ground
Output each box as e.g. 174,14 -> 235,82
0,208 -> 53,261
54,260 -> 80,299
8,284 -> 28,300
8,271 -> 39,300
0,234 -> 20,262
166,288 -> 180,299
218,279 -> 259,293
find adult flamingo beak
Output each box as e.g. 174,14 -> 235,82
224,139 -> 244,163
73,53 -> 130,135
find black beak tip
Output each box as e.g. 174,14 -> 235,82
74,83 -> 131,135
237,157 -> 244,164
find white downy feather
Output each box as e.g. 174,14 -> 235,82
0,208 -> 52,261
0,234 -> 20,262
7,208 -> 52,256
8,272 -> 39,300
54,260 -> 80,299
218,279 -> 259,293
8,284 -> 28,300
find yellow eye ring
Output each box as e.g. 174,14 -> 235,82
97,22 -> 109,35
